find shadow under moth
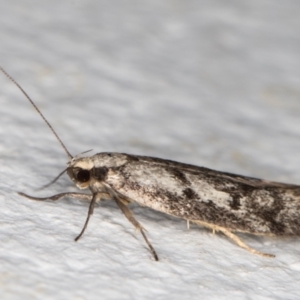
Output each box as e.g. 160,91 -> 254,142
2,66 -> 300,261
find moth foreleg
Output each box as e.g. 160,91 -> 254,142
114,197 -> 159,261
217,227 -> 275,258
18,192 -> 92,201
187,220 -> 190,230
74,193 -> 98,242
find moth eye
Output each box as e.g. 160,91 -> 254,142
76,170 -> 90,182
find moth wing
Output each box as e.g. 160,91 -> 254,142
132,155 -> 300,189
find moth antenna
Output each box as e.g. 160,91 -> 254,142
0,66 -> 73,160
35,168 -> 68,191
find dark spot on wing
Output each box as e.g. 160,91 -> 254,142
246,188 -> 287,234
228,195 -> 241,210
125,154 -> 140,162
183,188 -> 198,199
168,168 -> 191,185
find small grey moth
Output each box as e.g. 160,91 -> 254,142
2,66 -> 300,261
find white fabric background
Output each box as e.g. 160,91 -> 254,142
1,1 -> 300,299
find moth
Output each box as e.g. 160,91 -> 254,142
2,67 -> 300,261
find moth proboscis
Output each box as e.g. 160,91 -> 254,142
2,66 -> 300,261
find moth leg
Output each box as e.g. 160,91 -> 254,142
212,227 -> 216,235
74,193 -> 98,242
114,197 -> 159,261
18,192 -> 92,201
119,198 -> 131,205
217,227 -> 275,258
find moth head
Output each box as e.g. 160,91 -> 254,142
67,155 -> 111,189
67,158 -> 94,189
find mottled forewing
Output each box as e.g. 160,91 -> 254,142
104,154 -> 300,235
